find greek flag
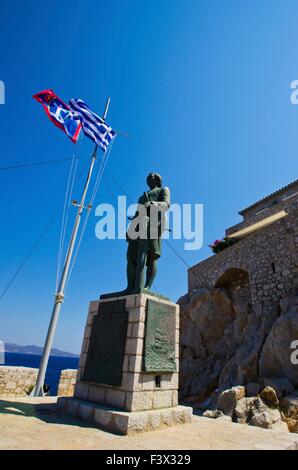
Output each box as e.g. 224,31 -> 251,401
69,98 -> 116,152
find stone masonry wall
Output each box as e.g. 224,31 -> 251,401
189,206 -> 298,307
0,366 -> 38,397
57,369 -> 77,397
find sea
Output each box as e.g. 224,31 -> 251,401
4,352 -> 79,396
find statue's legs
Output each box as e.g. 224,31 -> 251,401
135,245 -> 147,290
144,253 -> 157,289
126,259 -> 136,291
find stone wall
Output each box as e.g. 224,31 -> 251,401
57,369 -> 77,397
0,366 -> 37,397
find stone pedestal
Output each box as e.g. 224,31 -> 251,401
57,292 -> 192,434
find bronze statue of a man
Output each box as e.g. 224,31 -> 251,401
125,173 -> 170,291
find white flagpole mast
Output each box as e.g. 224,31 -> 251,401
33,97 -> 111,397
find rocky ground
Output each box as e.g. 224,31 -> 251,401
179,288 -> 298,434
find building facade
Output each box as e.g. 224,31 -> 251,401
188,180 -> 298,308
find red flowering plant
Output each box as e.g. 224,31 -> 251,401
209,237 -> 237,254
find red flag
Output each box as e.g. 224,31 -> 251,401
33,89 -> 82,143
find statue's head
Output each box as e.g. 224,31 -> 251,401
147,172 -> 162,190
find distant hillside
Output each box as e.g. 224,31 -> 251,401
5,343 -> 78,357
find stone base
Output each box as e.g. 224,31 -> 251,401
57,397 -> 192,435
75,293 -> 180,412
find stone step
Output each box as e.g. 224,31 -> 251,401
57,396 -> 192,435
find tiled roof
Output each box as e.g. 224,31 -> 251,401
239,179 -> 298,216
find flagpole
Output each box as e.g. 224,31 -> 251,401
33,97 -> 111,397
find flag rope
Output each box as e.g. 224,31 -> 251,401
55,156 -> 78,292
0,155 -> 90,172
64,140 -> 116,291
0,212 -> 58,301
0,152 -> 94,301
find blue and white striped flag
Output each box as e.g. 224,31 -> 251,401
69,98 -> 116,152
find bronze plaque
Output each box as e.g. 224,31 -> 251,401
81,299 -> 128,386
144,299 -> 176,372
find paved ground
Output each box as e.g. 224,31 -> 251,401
0,397 -> 298,450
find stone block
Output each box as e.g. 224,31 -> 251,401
6,381 -> 16,390
131,322 -> 145,338
122,355 -> 129,372
128,307 -> 145,323
57,384 -> 67,394
160,408 -> 174,425
59,397 -> 192,435
126,323 -> 133,337
76,368 -> 83,381
86,384 -> 106,403
78,353 -> 87,368
87,309 -> 97,326
175,314 -> 180,330
94,408 -> 113,428
141,374 -> 156,391
78,403 -> 94,421
160,373 -> 178,390
89,300 -> 99,312
126,391 -> 154,411
24,378 -> 35,386
150,413 -> 165,432
127,412 -> 149,433
113,413 -> 130,434
172,390 -> 178,407
129,355 -> 143,373
153,390 -> 173,409
135,295 -> 147,309
105,389 -> 126,409
74,381 -> 88,401
67,397 -> 79,416
125,295 -> 136,309
172,406 -> 193,424
82,339 -> 89,353
125,337 -> 143,355
121,372 -> 142,391
84,325 -> 92,339
56,396 -> 66,410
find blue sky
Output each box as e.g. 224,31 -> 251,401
0,0 -> 297,353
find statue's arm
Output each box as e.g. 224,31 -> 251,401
150,186 -> 170,211
160,186 -> 170,207
128,196 -> 145,220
